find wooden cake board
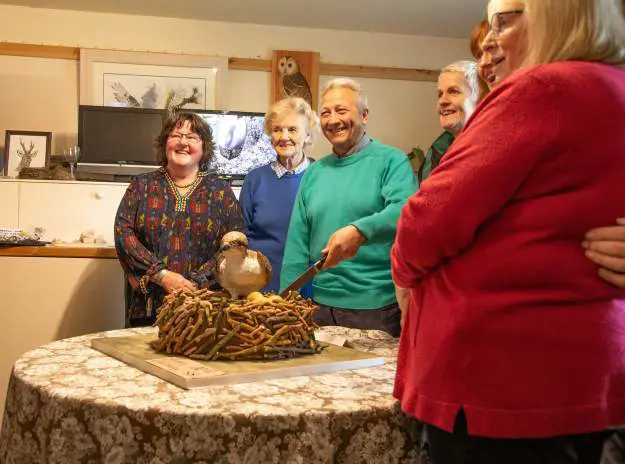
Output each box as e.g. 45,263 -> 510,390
91,333 -> 385,389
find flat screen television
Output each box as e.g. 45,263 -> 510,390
77,106 -> 276,179
78,105 -> 166,175
193,110 -> 275,180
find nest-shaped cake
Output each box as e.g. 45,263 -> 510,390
151,289 -> 322,361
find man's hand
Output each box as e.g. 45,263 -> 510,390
583,218 -> 625,288
158,271 -> 197,294
321,225 -> 367,269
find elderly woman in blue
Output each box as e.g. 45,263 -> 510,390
239,97 -> 319,296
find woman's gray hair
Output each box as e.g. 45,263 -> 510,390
263,97 -> 320,148
321,78 -> 369,112
440,60 -> 480,102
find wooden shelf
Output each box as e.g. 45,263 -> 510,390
0,246 -> 117,259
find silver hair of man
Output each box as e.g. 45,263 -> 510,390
440,60 -> 480,104
321,78 -> 369,112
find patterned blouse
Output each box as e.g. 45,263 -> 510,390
114,168 -> 243,325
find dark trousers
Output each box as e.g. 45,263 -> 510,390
313,301 -> 401,337
422,411 -> 609,464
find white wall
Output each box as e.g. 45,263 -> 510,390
0,256 -> 125,419
0,4 -> 471,160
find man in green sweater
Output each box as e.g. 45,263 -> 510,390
280,78 -> 418,337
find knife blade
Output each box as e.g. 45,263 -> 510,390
279,256 -> 326,298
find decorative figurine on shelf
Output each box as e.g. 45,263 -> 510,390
214,231 -> 272,300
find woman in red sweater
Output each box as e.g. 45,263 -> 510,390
392,0 -> 625,462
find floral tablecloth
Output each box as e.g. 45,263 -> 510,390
0,326 -> 421,463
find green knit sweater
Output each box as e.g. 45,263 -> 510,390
280,139 -> 418,309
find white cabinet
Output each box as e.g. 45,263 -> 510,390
0,179 -> 240,244
18,180 -> 129,243
0,181 -> 19,229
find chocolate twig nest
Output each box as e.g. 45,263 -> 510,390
151,289 -> 323,360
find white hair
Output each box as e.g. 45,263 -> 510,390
439,60 -> 481,125
263,97 -> 320,147
440,60 -> 480,101
321,78 -> 369,112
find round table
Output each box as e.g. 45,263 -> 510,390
0,326 -> 421,463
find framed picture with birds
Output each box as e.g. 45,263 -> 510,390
79,49 -> 229,112
271,50 -> 320,110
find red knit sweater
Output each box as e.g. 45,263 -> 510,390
391,61 -> 625,438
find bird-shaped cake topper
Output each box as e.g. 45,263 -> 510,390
214,231 -> 272,300
277,55 -> 313,106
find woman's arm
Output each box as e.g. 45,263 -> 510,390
392,74 -> 560,289
114,177 -> 167,294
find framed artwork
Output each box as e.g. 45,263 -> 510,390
271,50 -> 320,110
3,130 -> 52,178
80,49 -> 229,111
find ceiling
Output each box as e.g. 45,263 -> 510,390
0,0 -> 487,38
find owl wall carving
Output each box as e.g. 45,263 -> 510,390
277,55 -> 313,106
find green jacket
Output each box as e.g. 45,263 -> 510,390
417,131 -> 455,183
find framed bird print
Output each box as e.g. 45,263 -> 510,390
80,49 -> 229,111
271,50 -> 320,110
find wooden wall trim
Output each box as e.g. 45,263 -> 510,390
1,42 -> 440,82
228,57 -> 438,82
0,42 -> 79,60
320,62 -> 438,82
228,57 -> 271,72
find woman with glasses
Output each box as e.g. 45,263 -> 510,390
114,112 -> 243,327
392,0 -> 625,462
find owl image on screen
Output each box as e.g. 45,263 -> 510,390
202,113 -> 275,178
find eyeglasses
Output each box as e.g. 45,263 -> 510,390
168,133 -> 202,144
489,9 -> 524,37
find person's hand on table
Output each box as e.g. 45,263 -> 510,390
321,225 -> 367,269
583,218 -> 625,288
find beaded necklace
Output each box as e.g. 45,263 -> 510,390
162,169 -> 207,212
